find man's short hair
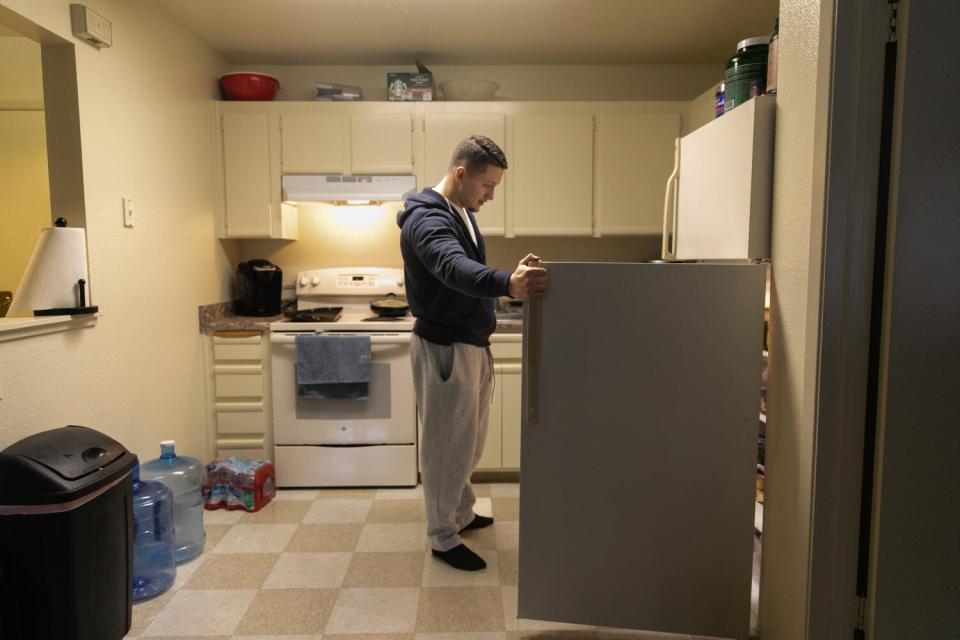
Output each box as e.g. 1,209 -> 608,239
449,135 -> 508,174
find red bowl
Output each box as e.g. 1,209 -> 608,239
219,72 -> 280,101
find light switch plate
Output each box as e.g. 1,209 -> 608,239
123,197 -> 134,227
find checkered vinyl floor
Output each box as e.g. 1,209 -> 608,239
126,482 -> 753,639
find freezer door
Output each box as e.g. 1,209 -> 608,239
519,262 -> 765,639
674,95 -> 775,260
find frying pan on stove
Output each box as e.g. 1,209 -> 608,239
370,293 -> 409,317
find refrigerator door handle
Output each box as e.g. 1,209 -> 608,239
525,261 -> 542,426
661,137 -> 681,259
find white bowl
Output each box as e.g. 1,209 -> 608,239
439,79 -> 500,101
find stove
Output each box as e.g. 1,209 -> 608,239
270,267 -> 414,334
269,267 -> 417,488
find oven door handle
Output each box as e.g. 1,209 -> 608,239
269,333 -> 412,345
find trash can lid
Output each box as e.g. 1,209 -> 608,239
0,425 -> 137,507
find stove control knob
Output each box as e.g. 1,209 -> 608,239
311,276 -> 321,286
299,276 -> 309,287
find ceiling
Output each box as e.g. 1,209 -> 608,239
154,0 -> 779,66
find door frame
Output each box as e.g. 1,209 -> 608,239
802,1 -> 894,637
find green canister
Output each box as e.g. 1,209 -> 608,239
723,36 -> 770,112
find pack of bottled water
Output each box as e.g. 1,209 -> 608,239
203,456 -> 276,512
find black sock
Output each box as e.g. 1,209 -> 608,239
460,514 -> 494,532
432,543 -> 487,571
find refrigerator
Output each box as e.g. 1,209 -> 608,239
517,95 -> 776,640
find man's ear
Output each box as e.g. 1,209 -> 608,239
454,166 -> 466,182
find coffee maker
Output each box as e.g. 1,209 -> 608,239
235,259 -> 282,316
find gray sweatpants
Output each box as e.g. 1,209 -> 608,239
411,334 -> 494,551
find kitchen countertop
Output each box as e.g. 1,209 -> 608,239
199,302 -> 283,333
199,301 -> 523,334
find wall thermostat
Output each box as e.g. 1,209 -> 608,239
70,4 -> 112,48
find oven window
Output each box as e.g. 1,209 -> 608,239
295,363 -> 393,419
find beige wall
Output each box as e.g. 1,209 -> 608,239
760,0 -> 834,638
684,81 -> 721,135
0,35 -> 43,107
228,63 -> 722,103
238,203 -> 662,291
0,1 -> 232,463
1,36 -> 49,295
0,110 -> 50,294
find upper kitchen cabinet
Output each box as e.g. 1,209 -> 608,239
594,112 -> 680,236
218,110 -> 297,239
511,113 -> 594,236
423,113 -> 507,235
280,113 -> 349,174
350,114 -> 413,174
280,112 -> 414,175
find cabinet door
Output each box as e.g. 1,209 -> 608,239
281,113 -> 348,174
222,112 -> 273,237
211,333 -> 270,459
477,369 -> 503,470
500,364 -> 523,468
424,113 -> 507,235
351,114 -> 413,174
512,113 -> 594,235
595,112 -> 680,235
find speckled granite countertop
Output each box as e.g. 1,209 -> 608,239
199,301 -> 523,334
199,302 -> 283,334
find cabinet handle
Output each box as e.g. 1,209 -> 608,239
661,137 -> 681,259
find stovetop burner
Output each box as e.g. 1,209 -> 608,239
362,314 -> 408,322
285,307 -> 343,323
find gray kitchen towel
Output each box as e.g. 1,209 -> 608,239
295,334 -> 371,399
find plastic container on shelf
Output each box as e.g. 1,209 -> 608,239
203,457 -> 276,512
715,82 -> 725,118
723,36 -> 770,113
766,17 -> 780,95
139,440 -> 206,563
131,464 -> 176,602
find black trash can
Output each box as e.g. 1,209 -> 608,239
0,425 -> 137,640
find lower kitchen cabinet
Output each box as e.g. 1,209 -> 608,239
477,336 -> 523,471
208,331 -> 272,460
205,329 -> 519,473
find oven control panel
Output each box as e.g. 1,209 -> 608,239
338,274 -> 383,288
296,267 -> 405,296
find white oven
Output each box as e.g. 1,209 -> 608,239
269,268 -> 417,487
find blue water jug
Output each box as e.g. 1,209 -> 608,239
132,464 -> 176,601
140,440 -> 206,563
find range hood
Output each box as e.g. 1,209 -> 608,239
282,175 -> 417,204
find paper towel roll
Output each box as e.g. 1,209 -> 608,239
8,226 -> 89,316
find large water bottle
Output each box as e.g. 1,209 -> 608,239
132,464 -> 176,601
140,440 -> 206,563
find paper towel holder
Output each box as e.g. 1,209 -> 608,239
30,217 -> 99,317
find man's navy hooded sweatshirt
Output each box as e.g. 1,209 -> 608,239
398,188 -> 511,347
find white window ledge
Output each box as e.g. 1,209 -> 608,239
0,313 -> 98,343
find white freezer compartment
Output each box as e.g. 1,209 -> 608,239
270,334 -> 416,445
663,94 -> 776,261
274,444 -> 417,487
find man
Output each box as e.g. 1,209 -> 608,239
397,135 -> 548,571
